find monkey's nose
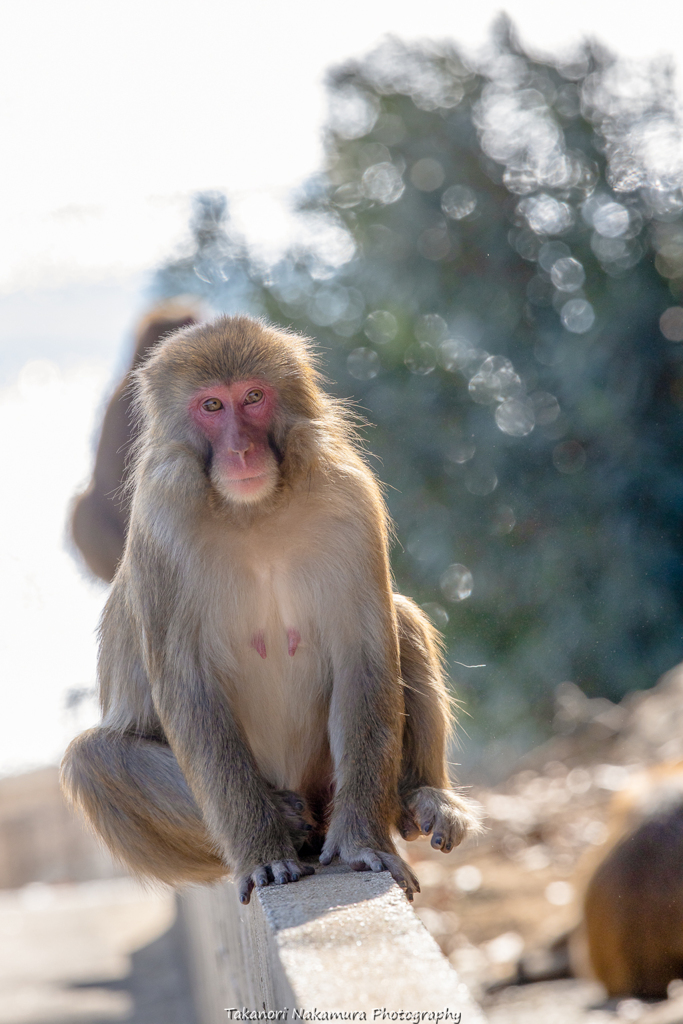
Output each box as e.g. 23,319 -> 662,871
228,442 -> 252,457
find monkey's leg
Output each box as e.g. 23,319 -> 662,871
63,731 -> 317,891
395,594 -> 483,852
320,606 -> 421,899
153,679 -> 315,904
62,727 -> 228,885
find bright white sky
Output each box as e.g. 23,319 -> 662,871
1,0 -> 682,775
1,0 -> 682,290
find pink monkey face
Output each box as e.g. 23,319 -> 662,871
189,380 -> 280,504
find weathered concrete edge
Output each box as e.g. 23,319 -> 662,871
180,864 -> 487,1024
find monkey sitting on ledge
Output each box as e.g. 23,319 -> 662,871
62,316 -> 482,903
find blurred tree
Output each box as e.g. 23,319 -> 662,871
153,20 -> 683,769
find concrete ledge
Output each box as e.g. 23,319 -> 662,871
180,864 -> 487,1024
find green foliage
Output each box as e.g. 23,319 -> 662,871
153,22 -> 683,762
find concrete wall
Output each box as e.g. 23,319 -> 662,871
181,864 -> 487,1024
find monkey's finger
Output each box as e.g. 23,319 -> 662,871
436,822 -> 459,852
319,846 -> 338,866
434,812 -> 469,852
379,853 -> 421,897
420,813 -> 436,835
285,860 -> 315,879
271,860 -> 293,885
277,789 -> 306,813
238,876 -> 255,904
431,832 -> 446,851
253,866 -> 269,887
348,849 -> 385,873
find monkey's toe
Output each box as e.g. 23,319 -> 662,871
237,858 -> 315,902
377,851 -> 421,900
321,843 -> 420,900
406,786 -> 484,852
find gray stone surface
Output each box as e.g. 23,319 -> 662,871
0,877 -> 196,1024
182,864 -> 487,1023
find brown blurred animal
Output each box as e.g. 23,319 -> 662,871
71,303 -> 198,582
62,316 -> 481,904
580,760 -> 683,998
509,761 -> 683,999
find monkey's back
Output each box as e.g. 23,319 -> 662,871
584,765 -> 683,998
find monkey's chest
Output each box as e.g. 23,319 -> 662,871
226,566 -> 330,793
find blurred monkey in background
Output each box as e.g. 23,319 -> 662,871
579,760 -> 683,998
70,302 -> 198,582
512,760 -> 683,1000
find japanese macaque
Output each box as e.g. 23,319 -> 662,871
62,316 -> 481,903
511,761 -> 683,999
580,760 -> 683,998
71,303 -> 198,582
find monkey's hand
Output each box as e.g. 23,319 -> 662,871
399,786 -> 484,852
237,856 -> 315,905
319,834 -> 420,901
270,788 -> 317,850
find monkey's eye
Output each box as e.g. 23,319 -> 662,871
201,398 -> 223,412
244,389 -> 264,405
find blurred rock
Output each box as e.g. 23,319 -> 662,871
0,765 -> 119,888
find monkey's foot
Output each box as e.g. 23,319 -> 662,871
399,786 -> 484,852
237,857 -> 315,905
271,788 -> 317,849
319,842 -> 420,900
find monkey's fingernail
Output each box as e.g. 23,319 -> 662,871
295,801 -> 304,811
433,833 -> 443,846
291,873 -> 300,881
240,894 -> 249,904
303,823 -> 313,831
445,842 -> 452,852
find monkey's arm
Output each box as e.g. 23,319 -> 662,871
321,648 -> 419,897
153,674 -> 313,902
395,594 -> 484,850
118,532 -> 313,903
319,480 -> 420,897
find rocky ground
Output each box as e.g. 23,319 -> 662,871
404,664 -> 683,1024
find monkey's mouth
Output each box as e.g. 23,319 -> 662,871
224,473 -> 275,500
228,473 -> 268,486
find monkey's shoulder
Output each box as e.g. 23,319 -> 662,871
318,457 -> 387,518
